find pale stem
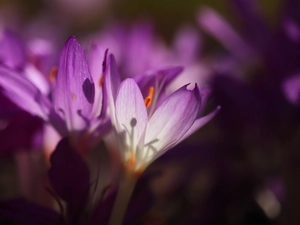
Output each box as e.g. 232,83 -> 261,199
108,171 -> 138,225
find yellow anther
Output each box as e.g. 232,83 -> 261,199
49,66 -> 58,82
144,86 -> 155,108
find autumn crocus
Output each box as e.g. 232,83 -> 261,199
0,36 -> 108,153
104,53 -> 219,225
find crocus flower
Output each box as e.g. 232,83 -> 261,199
0,36 -> 108,152
105,54 -> 220,174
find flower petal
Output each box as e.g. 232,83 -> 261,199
53,36 -> 95,132
144,84 -> 201,159
179,105 -> 221,142
0,29 -> 26,69
115,78 -> 148,148
135,66 -> 183,115
0,66 -> 51,120
88,44 -> 105,117
104,53 -> 121,126
197,7 -> 253,60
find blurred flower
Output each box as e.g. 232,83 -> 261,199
0,37 -> 109,153
86,21 -> 212,91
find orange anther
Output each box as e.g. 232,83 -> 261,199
144,86 -> 155,108
99,76 -> 104,87
49,67 -> 58,82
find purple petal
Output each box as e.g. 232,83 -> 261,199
135,66 -> 183,113
229,0 -> 269,48
53,36 -> 95,132
48,137 -> 90,223
144,84 -> 201,159
0,29 -> 26,69
0,66 -> 51,120
115,78 -> 148,144
173,25 -> 201,63
179,105 -> 221,142
197,7 -> 253,60
135,66 -> 183,95
104,53 -> 121,126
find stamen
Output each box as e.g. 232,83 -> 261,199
99,76 -> 104,87
144,86 -> 155,108
49,66 -> 58,82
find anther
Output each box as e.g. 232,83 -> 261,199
144,86 -> 155,108
99,76 -> 104,87
49,66 -> 58,82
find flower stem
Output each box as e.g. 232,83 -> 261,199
108,172 -> 138,225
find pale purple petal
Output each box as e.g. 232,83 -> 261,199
23,64 -> 50,95
115,78 -> 148,145
0,66 -> 51,120
144,84 -> 201,158
173,25 -> 201,63
198,7 -> 253,60
0,29 -> 26,69
179,105 -> 221,142
104,53 -> 121,126
53,36 -> 95,132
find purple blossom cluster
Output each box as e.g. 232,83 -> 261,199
0,0 -> 300,225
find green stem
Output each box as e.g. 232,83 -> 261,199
108,172 -> 138,225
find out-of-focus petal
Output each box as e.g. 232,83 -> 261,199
23,64 -> 50,95
115,78 -> 148,145
53,36 -> 95,132
0,29 -> 26,69
0,66 -> 51,120
198,7 -> 253,60
88,44 -> 105,117
282,74 -> 300,105
173,25 -> 201,64
144,84 -> 201,159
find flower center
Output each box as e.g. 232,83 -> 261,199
144,86 -> 155,108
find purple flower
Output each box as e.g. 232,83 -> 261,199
104,54 -> 220,174
0,36 -> 109,152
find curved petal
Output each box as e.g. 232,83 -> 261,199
53,36 -> 95,132
115,78 -> 148,148
104,53 -> 121,126
144,84 -> 201,159
0,66 -> 51,120
179,105 -> 221,142
87,44 -> 105,117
